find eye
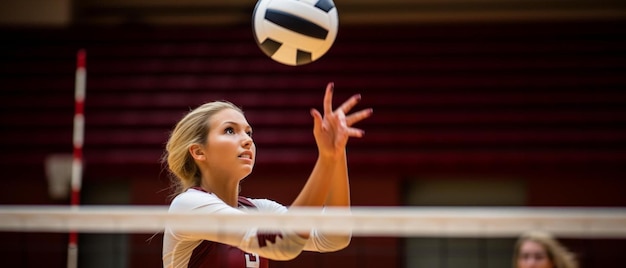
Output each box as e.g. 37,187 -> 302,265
224,127 -> 235,134
246,130 -> 253,137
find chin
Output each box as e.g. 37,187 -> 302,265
239,166 -> 254,178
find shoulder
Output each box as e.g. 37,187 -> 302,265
169,188 -> 224,212
244,197 -> 288,213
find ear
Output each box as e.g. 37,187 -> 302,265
189,144 -> 206,161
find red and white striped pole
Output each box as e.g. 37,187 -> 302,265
68,49 -> 86,268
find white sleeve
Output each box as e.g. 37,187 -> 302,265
302,207 -> 352,252
252,201 -> 352,252
303,229 -> 351,252
166,190 -> 307,260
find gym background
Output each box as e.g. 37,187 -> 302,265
1,0 -> 625,267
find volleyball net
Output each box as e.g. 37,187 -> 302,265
1,205 -> 625,238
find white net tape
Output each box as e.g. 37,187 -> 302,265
1,206 -> 625,238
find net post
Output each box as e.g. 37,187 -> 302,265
68,48 -> 86,268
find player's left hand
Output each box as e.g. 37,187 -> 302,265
310,82 -> 372,157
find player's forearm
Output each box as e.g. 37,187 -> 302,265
324,150 -> 350,207
291,155 -> 337,207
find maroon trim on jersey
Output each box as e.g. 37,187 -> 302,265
188,241 -> 269,268
187,186 -> 269,268
190,186 -> 208,193
237,196 -> 256,207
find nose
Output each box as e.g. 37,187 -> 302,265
242,134 -> 253,149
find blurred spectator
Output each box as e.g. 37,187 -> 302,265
513,231 -> 578,268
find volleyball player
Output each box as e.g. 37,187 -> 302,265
162,82 -> 372,267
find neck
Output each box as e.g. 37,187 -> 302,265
200,177 -> 239,207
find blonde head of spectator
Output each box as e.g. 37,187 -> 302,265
513,231 -> 578,268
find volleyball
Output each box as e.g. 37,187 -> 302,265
252,0 -> 338,66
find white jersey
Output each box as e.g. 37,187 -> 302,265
162,188 -> 350,268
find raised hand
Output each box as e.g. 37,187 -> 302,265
310,82 -> 373,157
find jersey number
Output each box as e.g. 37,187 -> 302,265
245,253 -> 260,268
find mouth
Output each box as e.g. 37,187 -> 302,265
238,151 -> 253,160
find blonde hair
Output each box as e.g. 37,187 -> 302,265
163,101 -> 243,196
513,231 -> 578,268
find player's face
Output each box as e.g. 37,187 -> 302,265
516,241 -> 554,268
204,108 -> 255,180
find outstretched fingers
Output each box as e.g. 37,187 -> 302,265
323,82 -> 334,115
346,108 -> 373,127
316,82 -> 372,139
346,127 -> 365,138
310,108 -> 323,130
336,94 -> 361,115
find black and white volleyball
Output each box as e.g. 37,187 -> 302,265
252,0 -> 338,66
